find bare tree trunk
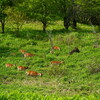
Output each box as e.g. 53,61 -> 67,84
1,20 -> 5,33
72,0 -> 77,29
72,18 -> 77,29
98,26 -> 100,31
42,22 -> 47,32
63,17 -> 70,29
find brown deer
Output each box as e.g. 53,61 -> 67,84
26,71 -> 42,77
19,49 -> 26,54
53,46 -> 60,50
6,64 -> 16,68
24,53 -> 36,57
50,61 -> 63,66
17,66 -> 29,71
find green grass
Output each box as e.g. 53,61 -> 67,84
0,92 -> 100,100
0,21 -> 100,99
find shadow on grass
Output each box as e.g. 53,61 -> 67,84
5,24 -> 95,40
0,46 -> 18,58
6,28 -> 71,40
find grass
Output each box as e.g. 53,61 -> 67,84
0,21 -> 100,99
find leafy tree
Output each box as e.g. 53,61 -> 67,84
76,0 -> 100,28
0,0 -> 13,33
6,8 -> 25,36
54,0 -> 74,29
0,0 -> 25,33
23,0 -> 54,32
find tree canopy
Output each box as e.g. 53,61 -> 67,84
0,0 -> 100,33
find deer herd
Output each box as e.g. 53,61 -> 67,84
6,46 -> 80,77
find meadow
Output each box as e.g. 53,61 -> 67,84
0,21 -> 100,100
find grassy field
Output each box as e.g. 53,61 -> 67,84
0,21 -> 100,99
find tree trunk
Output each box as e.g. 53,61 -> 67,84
72,18 -> 77,29
42,22 -> 47,32
63,17 -> 70,29
1,20 -> 5,33
98,25 -> 100,31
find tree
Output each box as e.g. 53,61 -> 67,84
0,0 -> 13,33
0,13 -> 7,33
23,0 -> 54,32
76,0 -> 100,27
6,8 -> 25,36
54,0 -> 74,29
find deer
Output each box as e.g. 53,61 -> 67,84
17,66 -> 29,71
6,64 -> 16,68
19,49 -> 26,54
50,46 -> 60,54
53,46 -> 60,50
19,49 -> 36,57
26,71 -> 42,77
50,61 -> 63,66
24,53 -> 36,57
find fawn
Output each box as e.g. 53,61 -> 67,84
17,66 -> 29,71
26,71 -> 42,77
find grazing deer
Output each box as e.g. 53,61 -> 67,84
26,71 -> 42,77
50,61 -> 63,66
6,64 -> 16,68
53,46 -> 60,50
17,66 -> 29,71
19,49 -> 26,54
24,53 -> 36,57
